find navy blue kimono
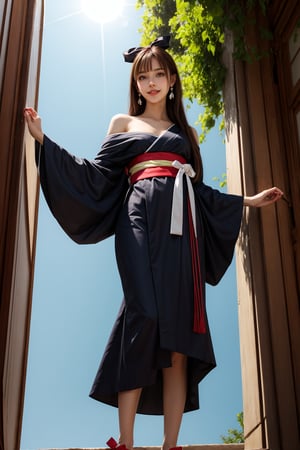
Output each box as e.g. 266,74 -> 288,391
36,124 -> 243,414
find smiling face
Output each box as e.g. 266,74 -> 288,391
128,46 -> 182,117
135,58 -> 175,105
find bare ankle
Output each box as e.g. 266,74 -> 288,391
119,437 -> 133,450
162,441 -> 181,450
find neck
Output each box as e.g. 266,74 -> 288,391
143,102 -> 169,122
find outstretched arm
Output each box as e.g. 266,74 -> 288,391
243,187 -> 283,207
24,107 -> 44,144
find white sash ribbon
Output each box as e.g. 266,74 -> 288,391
170,160 -> 197,237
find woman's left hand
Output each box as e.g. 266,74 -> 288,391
24,107 -> 44,144
244,187 -> 284,207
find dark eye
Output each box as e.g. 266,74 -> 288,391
138,75 -> 146,81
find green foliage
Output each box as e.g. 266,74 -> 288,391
212,172 -> 227,188
221,411 -> 244,443
136,0 -> 271,142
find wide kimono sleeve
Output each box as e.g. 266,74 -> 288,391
35,134 -> 130,244
194,181 -> 244,286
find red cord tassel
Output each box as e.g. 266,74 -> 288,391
187,200 -> 206,334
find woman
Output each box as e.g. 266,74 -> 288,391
24,36 -> 283,450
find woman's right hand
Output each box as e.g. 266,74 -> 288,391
24,107 -> 44,144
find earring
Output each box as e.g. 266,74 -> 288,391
138,93 -> 142,106
169,86 -> 174,100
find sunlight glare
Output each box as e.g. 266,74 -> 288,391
81,0 -> 125,23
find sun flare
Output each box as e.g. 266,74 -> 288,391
81,0 -> 125,23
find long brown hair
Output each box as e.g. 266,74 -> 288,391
128,46 -> 203,182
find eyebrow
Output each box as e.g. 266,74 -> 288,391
138,67 -> 164,74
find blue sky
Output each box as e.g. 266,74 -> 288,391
21,1 -> 242,449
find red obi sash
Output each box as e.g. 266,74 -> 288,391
126,152 -> 206,334
127,152 -> 186,184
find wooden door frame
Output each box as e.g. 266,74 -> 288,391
0,1 -> 43,449
223,1 -> 300,449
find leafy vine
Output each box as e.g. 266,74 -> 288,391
136,0 -> 271,142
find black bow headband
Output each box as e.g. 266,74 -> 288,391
123,35 -> 170,63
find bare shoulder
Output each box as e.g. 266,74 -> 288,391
107,113 -> 131,134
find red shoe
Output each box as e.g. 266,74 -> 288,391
107,437 -> 128,450
170,447 -> 182,450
